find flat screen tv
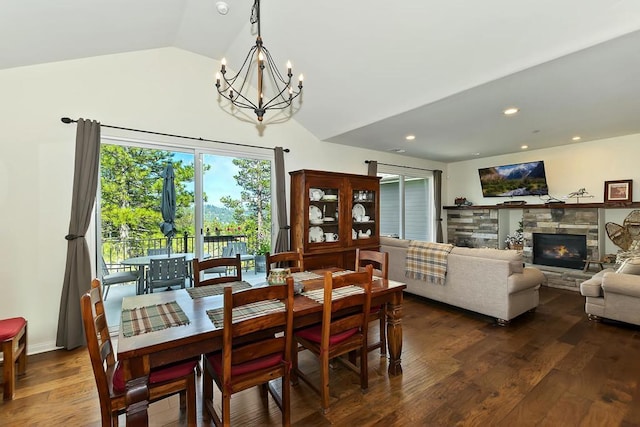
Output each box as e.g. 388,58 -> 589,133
478,160 -> 549,197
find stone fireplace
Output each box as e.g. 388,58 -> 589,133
532,233 -> 587,269
522,207 -> 601,266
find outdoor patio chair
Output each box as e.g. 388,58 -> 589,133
227,241 -> 255,272
100,257 -> 139,300
147,256 -> 187,293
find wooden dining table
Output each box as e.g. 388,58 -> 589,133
116,268 -> 406,426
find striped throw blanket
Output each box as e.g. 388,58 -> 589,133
405,241 -> 454,285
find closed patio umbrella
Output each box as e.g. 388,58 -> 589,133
159,162 -> 176,256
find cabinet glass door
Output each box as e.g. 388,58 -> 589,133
351,189 -> 376,242
308,186 -> 340,245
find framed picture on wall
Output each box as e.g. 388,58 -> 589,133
604,179 -> 633,203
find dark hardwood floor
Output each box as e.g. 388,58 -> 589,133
2,286 -> 640,426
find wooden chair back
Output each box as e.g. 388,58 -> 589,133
265,249 -> 304,276
355,249 -> 388,279
81,279 -> 123,423
203,278 -> 294,425
320,265 -> 372,355
193,254 -> 242,287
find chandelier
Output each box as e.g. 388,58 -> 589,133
215,0 -> 304,122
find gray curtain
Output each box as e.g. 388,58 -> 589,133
56,119 -> 101,350
273,147 -> 289,253
367,160 -> 378,176
433,170 -> 444,243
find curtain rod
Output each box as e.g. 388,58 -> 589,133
60,117 -> 290,153
365,160 -> 439,173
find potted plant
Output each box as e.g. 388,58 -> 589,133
254,239 -> 271,273
505,220 -> 524,250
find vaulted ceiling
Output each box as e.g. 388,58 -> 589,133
4,0 -> 640,162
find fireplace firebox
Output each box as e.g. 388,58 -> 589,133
532,233 -> 587,270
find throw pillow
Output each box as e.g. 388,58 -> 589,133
616,257 -> 640,275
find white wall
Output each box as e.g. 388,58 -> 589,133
446,134 -> 640,254
0,48 -> 445,354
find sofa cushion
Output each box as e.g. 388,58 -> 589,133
616,257 -> 640,275
580,268 -> 614,297
451,247 -> 524,274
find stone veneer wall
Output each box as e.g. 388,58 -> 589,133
446,208 -> 498,248
521,207 -> 600,264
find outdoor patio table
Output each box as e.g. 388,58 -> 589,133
121,253 -> 204,295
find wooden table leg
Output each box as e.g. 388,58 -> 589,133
122,356 -> 151,426
385,291 -> 403,376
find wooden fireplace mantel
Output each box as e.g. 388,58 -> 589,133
444,202 -> 640,210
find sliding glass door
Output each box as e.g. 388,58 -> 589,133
379,171 -> 433,241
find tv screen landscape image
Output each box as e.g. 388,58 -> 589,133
478,160 -> 549,197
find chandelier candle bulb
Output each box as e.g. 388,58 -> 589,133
221,58 -> 226,72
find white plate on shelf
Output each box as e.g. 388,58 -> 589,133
310,219 -> 324,225
309,188 -> 324,201
322,194 -> 338,201
309,226 -> 324,243
309,205 -> 322,220
352,203 -> 365,219
323,217 -> 334,222
352,228 -> 357,239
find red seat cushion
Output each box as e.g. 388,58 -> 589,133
0,317 -> 26,342
295,324 -> 358,345
207,352 -> 283,377
112,359 -> 197,393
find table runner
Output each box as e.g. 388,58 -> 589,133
121,301 -> 189,337
331,269 -> 355,277
303,285 -> 364,304
207,300 -> 285,328
186,281 -> 252,299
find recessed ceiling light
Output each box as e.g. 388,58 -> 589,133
472,152 -> 480,156
388,148 -> 406,153
405,135 -> 416,141
572,136 -> 581,141
216,1 -> 229,15
503,107 -> 519,116
521,145 -> 528,150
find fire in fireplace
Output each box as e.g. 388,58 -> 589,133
532,233 -> 587,269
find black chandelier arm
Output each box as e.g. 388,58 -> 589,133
262,48 -> 291,84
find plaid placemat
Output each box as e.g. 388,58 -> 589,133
303,285 -> 364,304
186,281 -> 252,299
121,301 -> 189,337
290,271 -> 322,281
207,300 -> 285,328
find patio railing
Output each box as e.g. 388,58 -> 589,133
102,232 -> 255,272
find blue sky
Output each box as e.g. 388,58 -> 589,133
173,152 -> 242,206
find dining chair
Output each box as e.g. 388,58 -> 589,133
355,248 -> 389,356
100,257 -> 139,300
202,277 -> 294,426
193,254 -> 242,287
265,249 -> 304,277
81,279 -> 197,426
291,265 -> 373,414
1,317 -> 27,400
147,256 -> 187,293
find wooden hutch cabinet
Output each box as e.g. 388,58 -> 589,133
290,169 -> 380,269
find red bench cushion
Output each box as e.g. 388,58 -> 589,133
0,317 -> 26,342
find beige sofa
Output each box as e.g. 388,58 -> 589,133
380,237 -> 546,325
580,265 -> 640,326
